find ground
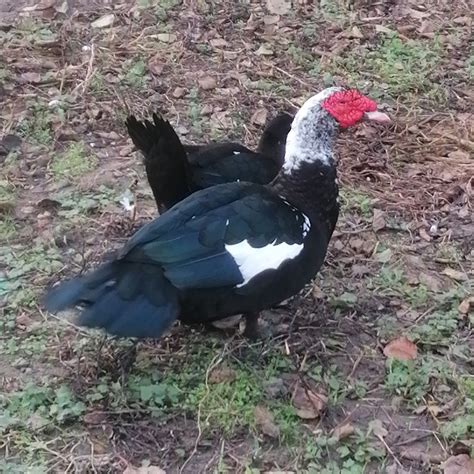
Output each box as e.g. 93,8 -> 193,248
0,0 -> 473,472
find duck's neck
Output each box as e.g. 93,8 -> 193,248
271,105 -> 339,222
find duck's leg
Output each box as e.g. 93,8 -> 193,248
243,312 -> 261,340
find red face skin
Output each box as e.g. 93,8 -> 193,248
322,90 -> 378,128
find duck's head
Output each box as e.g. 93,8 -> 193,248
320,88 -> 391,128
283,87 -> 391,172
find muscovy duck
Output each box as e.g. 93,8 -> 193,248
126,112 -> 293,213
46,88 -> 390,339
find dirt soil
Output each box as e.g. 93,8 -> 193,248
0,0 -> 472,473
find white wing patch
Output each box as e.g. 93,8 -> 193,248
225,239 -> 304,287
302,214 -> 311,236
233,151 -> 241,155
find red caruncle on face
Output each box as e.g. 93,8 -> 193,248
322,89 -> 378,128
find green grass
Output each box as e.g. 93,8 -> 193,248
54,186 -> 117,219
0,243 -> 63,312
17,103 -> 54,146
331,34 -> 444,100
340,188 -> 374,218
137,0 -> 180,21
50,142 -> 97,179
384,357 -> 457,404
123,59 -> 147,89
372,266 -> 430,308
88,71 -> 107,96
0,214 -> 17,241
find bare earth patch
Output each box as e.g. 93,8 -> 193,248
0,0 -> 472,472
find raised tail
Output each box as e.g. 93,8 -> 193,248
126,113 -> 191,212
45,260 -> 179,338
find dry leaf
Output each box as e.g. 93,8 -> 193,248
198,75 -> 217,90
91,13 -> 115,29
35,0 -> 56,9
255,44 -> 274,56
251,108 -> 268,126
383,336 -> 417,361
376,248 -> 392,263
263,15 -> 280,25
351,26 -> 364,38
372,209 -> 386,232
263,472 -> 295,474
83,410 -> 107,425
419,227 -> 431,242
148,56 -> 164,76
210,38 -> 228,48
19,72 -> 42,84
332,423 -> 355,441
442,268 -> 467,282
375,25 -> 395,35
157,33 -> 176,43
458,298 -> 472,315
442,454 -> 474,474
369,419 -> 388,438
123,466 -> 166,474
345,26 -> 364,39
208,366 -> 236,384
418,272 -> 442,292
292,383 -> 327,419
254,405 -> 280,438
266,0 -> 291,15
211,110 -> 232,130
211,314 -> 241,329
172,87 -> 185,98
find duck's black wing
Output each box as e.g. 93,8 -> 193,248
121,181 -> 309,291
188,143 -> 279,189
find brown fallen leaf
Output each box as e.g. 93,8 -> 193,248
419,228 -> 431,242
198,75 -> 217,90
442,454 -> 474,474
332,423 -> 355,441
254,405 -> 280,438
210,38 -> 228,48
157,33 -> 176,43
372,208 -> 386,232
123,466 -> 166,474
83,410 -> 108,425
292,383 -> 327,419
383,336 -> 417,361
263,472 -> 295,474
91,13 -> 115,29
442,268 -> 467,282
368,419 -> 388,438
211,314 -> 241,329
208,365 -> 236,384
266,0 -> 291,15
255,44 -> 274,56
251,108 -> 268,126
172,87 -> 185,98
375,25 -> 395,35
458,298 -> 472,315
148,55 -> 165,76
263,15 -> 280,25
19,72 -> 42,84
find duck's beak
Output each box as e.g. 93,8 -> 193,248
364,111 -> 391,124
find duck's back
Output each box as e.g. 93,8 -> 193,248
189,143 -> 280,189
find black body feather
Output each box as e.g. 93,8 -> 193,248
126,112 -> 293,212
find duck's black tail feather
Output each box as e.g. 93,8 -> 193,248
45,261 -> 179,338
257,112 -> 293,166
126,113 -> 191,213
